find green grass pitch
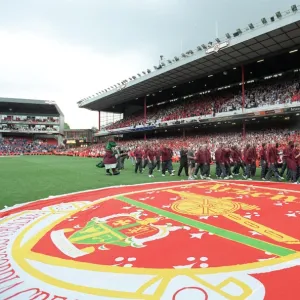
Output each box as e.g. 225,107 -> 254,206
0,156 -> 265,209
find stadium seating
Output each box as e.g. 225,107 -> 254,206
105,78 -> 300,130
0,138 -> 58,156
35,129 -> 300,158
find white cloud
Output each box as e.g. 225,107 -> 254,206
0,30 -> 149,128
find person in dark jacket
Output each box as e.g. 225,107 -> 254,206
265,141 -> 282,181
178,147 -> 189,177
155,147 -> 161,171
280,144 -> 289,177
286,142 -> 297,183
259,143 -> 268,180
215,144 -> 227,179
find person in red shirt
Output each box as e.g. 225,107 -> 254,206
259,143 -> 268,180
142,145 -> 149,170
266,141 -> 282,181
203,144 -> 212,179
216,144 -> 228,179
146,147 -> 156,178
231,145 -> 239,175
129,149 -> 135,166
249,145 -> 257,178
161,145 -> 174,176
224,146 -> 233,179
134,146 -> 143,174
231,145 -> 245,176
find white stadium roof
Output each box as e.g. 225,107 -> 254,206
78,5 -> 300,112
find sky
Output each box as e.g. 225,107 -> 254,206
0,0 -> 289,129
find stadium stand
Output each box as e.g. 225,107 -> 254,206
78,6 -> 300,141
74,5 -> 300,183
0,97 -> 64,154
105,76 -> 300,130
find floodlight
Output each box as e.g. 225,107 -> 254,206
181,53 -> 187,57
291,5 -> 298,12
261,18 -> 267,24
270,16 -> 275,22
137,73 -> 141,77
215,38 -> 221,43
197,46 -> 202,51
167,60 -> 172,64
142,71 -> 146,75
154,66 -> 158,70
225,33 -> 231,39
132,76 -> 136,79
208,41 -> 213,47
161,62 -> 166,67
174,56 -> 180,61
276,11 -> 282,18
201,44 -> 207,49
248,23 -> 254,29
237,28 -> 242,34
147,69 -> 151,73
233,32 -> 239,37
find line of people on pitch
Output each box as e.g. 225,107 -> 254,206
274,141 -> 300,184
133,146 -> 175,177
130,141 -> 300,184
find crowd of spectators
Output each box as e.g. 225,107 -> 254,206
106,78 -> 300,130
0,138 -> 58,155
1,128 -> 299,157
50,128 -> 300,158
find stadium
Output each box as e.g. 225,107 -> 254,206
1,4 -> 300,300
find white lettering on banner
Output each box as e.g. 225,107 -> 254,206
0,214 -> 72,300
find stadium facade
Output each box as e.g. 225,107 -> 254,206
0,97 -> 64,144
78,5 -> 300,139
64,129 -> 94,146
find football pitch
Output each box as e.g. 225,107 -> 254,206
0,155 -> 265,209
2,155 -> 300,299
